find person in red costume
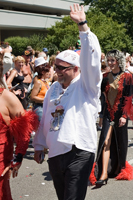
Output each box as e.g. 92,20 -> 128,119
89,49 -> 133,187
0,53 -> 39,199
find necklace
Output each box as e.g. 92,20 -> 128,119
54,91 -> 64,105
41,79 -> 49,89
111,70 -> 121,80
54,88 -> 68,106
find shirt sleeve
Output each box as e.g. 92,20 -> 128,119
3,53 -> 13,74
79,29 -> 102,97
33,92 -> 49,151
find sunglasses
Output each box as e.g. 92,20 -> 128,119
55,64 -> 73,71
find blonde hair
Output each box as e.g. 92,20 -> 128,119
49,55 -> 56,66
14,56 -> 25,64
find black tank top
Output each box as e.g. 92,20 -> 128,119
12,74 -> 25,91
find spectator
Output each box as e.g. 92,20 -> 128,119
34,50 -> 40,60
125,53 -> 133,74
6,56 -> 27,109
76,36 -> 81,49
42,47 -> 49,62
49,55 -> 56,84
56,50 -> 60,55
0,44 -> 13,89
130,52 -> 133,66
30,57 -> 50,121
22,50 -> 33,104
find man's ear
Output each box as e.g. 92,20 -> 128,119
74,66 -> 79,72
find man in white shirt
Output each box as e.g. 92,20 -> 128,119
33,4 -> 102,200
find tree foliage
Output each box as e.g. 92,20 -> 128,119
4,36 -> 29,56
86,8 -> 133,53
4,34 -> 46,56
43,10 -> 133,54
84,0 -> 133,41
28,34 -> 45,51
43,17 -> 79,55
4,6 -> 133,56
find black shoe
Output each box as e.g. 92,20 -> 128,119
95,178 -> 108,185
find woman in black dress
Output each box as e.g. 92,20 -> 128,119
89,50 -> 133,186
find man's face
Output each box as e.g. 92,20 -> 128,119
55,58 -> 77,88
23,55 -> 31,63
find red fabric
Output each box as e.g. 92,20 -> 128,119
105,73 -> 133,121
9,110 -> 39,155
89,162 -> 97,185
0,173 -> 13,200
123,95 -> 133,121
103,72 -> 109,78
0,110 -> 39,200
115,161 -> 133,181
105,73 -> 125,121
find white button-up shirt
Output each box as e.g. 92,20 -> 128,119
33,29 -> 102,158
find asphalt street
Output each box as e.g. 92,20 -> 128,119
10,120 -> 133,200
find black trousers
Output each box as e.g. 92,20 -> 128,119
48,145 -> 95,200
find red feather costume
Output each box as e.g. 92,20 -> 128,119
89,72 -> 133,185
0,110 -> 38,200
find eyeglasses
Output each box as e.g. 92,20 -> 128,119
55,64 -> 73,71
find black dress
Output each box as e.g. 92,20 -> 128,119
89,71 -> 133,184
12,74 -> 27,109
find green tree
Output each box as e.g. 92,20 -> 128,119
43,11 -> 133,54
84,0 -> 133,41
4,8 -> 133,56
86,8 -> 133,53
4,34 -> 48,56
43,16 -> 79,55
4,36 -> 29,56
28,34 -> 45,51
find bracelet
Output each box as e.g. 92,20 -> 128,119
78,20 -> 87,26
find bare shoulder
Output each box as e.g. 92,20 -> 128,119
34,79 -> 42,87
10,69 -> 17,75
2,89 -> 24,118
2,89 -> 16,99
2,89 -> 22,107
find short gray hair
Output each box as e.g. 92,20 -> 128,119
105,49 -> 126,71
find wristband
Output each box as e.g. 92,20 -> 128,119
78,20 -> 87,26
11,153 -> 23,167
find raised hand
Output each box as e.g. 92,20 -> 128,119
70,4 -> 86,24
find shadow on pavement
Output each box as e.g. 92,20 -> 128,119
42,171 -> 52,181
128,143 -> 133,147
128,126 -> 133,129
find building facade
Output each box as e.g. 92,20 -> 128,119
0,0 -> 87,41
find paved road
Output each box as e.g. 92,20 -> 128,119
10,120 -> 133,200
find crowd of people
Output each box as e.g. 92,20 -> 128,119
0,3 -> 133,200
